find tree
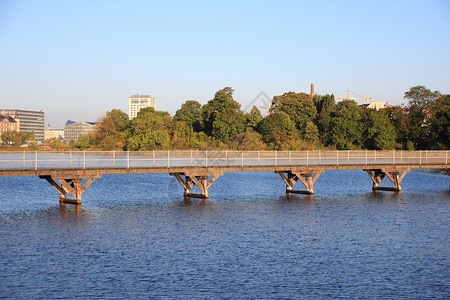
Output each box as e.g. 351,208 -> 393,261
363,110 -> 396,150
233,130 -> 267,150
428,94 -> 450,149
384,105 -> 408,148
271,92 -> 317,130
404,85 -> 441,108
174,100 -> 202,131
257,111 -> 301,150
313,94 -> 336,144
257,111 -> 296,137
77,134 -> 91,150
201,87 -> 246,143
314,94 -> 335,115
188,132 -> 215,149
47,137 -> 68,151
90,109 -> 128,150
406,104 -> 429,149
1,131 -> 34,147
171,121 -> 193,149
402,86 -> 441,149
330,100 -> 364,149
126,107 -> 171,150
302,120 -> 319,144
106,109 -> 129,131
245,106 -> 263,130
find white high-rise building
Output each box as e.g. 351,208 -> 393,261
128,94 -> 156,119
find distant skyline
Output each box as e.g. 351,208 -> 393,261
1,0 -> 449,128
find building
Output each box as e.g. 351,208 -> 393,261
129,94 -> 156,119
45,124 -> 64,141
0,109 -> 45,141
64,120 -> 96,142
45,129 -> 64,141
0,115 -> 19,136
360,102 -> 389,111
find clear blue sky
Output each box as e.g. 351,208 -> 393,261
1,0 -> 449,128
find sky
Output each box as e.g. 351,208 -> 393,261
0,0 -> 449,129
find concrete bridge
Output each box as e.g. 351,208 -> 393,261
0,150 -> 448,204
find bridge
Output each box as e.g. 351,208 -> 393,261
0,150 -> 448,204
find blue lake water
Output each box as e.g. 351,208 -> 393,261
0,169 -> 449,298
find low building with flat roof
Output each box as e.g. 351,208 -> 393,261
45,129 -> 64,141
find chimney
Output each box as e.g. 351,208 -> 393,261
310,84 -> 315,98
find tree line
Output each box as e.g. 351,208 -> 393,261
44,85 -> 448,151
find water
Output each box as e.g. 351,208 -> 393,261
0,170 -> 449,298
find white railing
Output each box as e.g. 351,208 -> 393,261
0,150 -> 448,171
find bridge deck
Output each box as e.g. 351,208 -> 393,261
0,163 -> 447,177
0,150 -> 448,203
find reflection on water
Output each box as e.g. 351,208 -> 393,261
58,202 -> 82,218
285,193 -> 316,202
179,197 -> 210,207
367,190 -> 404,201
0,170 -> 449,298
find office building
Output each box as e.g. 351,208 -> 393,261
64,120 -> 96,142
0,109 -> 45,141
129,94 -> 156,119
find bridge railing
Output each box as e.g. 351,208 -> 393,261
0,150 -> 448,171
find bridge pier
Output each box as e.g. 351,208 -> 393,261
40,174 -> 101,204
364,169 -> 408,192
276,170 -> 322,194
171,172 -> 222,199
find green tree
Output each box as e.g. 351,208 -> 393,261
174,100 -> 202,131
106,109 -> 129,131
189,132 -> 216,149
404,85 -> 441,108
403,86 -> 441,149
77,134 -> 91,150
201,87 -> 246,143
330,100 -> 364,149
406,104 -> 429,149
302,120 -> 319,144
271,92 -> 317,130
233,130 -> 267,150
68,140 -> 77,150
428,94 -> 450,149
257,111 -> 301,150
245,106 -> 263,130
1,131 -> 34,147
363,110 -> 396,149
171,121 -> 193,149
126,107 -> 171,150
314,94 -> 335,115
47,137 -> 68,151
384,105 -> 408,148
90,110 -> 128,150
313,94 -> 336,144
257,111 -> 296,137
